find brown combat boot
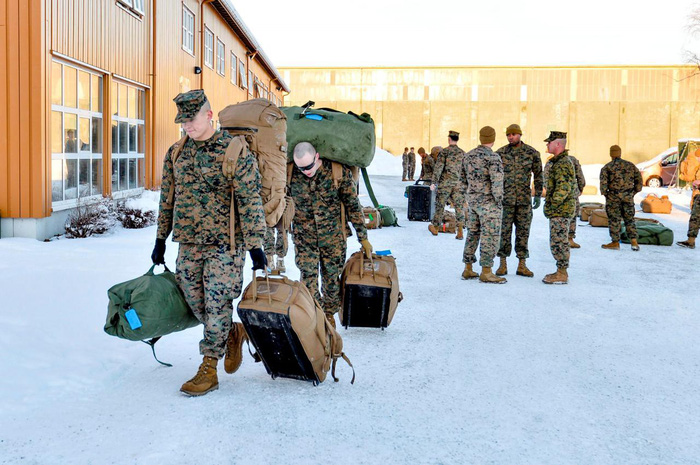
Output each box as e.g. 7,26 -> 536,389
516,259 -> 534,277
677,237 -> 696,249
630,239 -> 640,251
325,312 -> 336,329
428,223 -> 438,236
479,267 -> 507,284
224,323 -> 247,374
181,356 -> 219,396
461,263 -> 478,280
455,225 -> 464,240
601,241 -> 620,250
542,268 -> 568,284
496,257 -> 507,276
568,238 -> 581,249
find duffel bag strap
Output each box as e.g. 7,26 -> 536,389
331,353 -> 355,385
141,337 -> 172,367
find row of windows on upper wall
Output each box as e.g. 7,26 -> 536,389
181,5 -> 282,107
50,59 -> 146,206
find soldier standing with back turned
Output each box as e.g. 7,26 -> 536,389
151,90 -> 267,396
429,131 -> 467,240
460,126 -> 505,283
600,145 -> 643,251
495,124 -> 543,278
542,131 -> 576,284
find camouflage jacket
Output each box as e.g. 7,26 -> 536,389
289,159 -> 367,248
420,156 -> 435,180
599,158 -> 643,201
496,142 -> 543,205
157,131 -> 266,250
432,144 -> 465,186
408,151 -> 416,164
544,150 -> 577,218
461,145 -> 504,205
544,153 -> 586,196
402,152 -> 409,164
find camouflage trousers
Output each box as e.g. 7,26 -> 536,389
497,203 -> 533,259
549,217 -> 572,269
605,197 -> 637,242
463,202 -> 503,268
432,184 -> 466,227
569,197 -> 580,238
176,243 -> 245,359
264,225 -> 288,257
294,238 -> 346,315
402,159 -> 409,179
408,160 -> 416,179
688,193 -> 700,238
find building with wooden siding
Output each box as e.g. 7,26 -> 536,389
280,66 -> 700,165
0,0 -> 289,239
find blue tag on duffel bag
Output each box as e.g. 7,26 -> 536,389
124,309 -> 142,330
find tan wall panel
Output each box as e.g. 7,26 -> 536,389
620,102 -> 672,163
570,102 -> 620,164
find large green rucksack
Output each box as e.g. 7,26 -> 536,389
621,219 -> 674,246
105,265 -> 200,365
281,101 -> 375,168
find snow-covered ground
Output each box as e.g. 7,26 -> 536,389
1,169 -> 700,464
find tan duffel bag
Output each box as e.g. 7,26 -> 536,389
340,251 -> 403,329
362,206 -> 381,229
440,210 -> 457,234
589,209 -> 608,227
580,202 -> 605,221
641,194 -> 672,214
237,273 -> 354,384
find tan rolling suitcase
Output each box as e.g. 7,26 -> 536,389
340,252 -> 403,329
589,209 -> 609,227
362,206 -> 381,229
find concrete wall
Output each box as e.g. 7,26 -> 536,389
281,66 -> 700,165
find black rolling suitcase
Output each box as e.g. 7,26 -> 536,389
407,180 -> 435,221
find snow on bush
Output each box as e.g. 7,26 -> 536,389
64,198 -> 116,238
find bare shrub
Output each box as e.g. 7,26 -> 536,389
64,198 -> 116,238
115,201 -> 156,229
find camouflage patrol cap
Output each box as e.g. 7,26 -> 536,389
448,130 -> 460,137
173,89 -> 208,123
544,131 -> 567,142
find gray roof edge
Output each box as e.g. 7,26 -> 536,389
215,0 -> 290,93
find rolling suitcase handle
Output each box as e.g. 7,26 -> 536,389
251,269 -> 273,305
358,251 -> 378,283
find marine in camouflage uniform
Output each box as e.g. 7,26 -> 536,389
460,126 -> 505,283
429,131 -> 466,238
401,147 -> 409,180
495,124 -> 543,276
545,151 -> 585,247
289,142 -> 371,320
153,89 -> 267,396
677,150 -> 700,249
599,145 -> 643,250
420,146 -> 440,181
408,147 -> 417,180
263,225 -> 288,272
542,131 -> 576,284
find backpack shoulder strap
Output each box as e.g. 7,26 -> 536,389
165,136 -> 189,208
216,135 -> 247,253
331,161 -> 344,189
286,162 -> 294,188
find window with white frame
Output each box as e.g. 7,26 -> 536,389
204,28 -> 214,68
230,52 -> 238,85
217,39 -> 225,76
50,60 -> 104,206
111,81 -> 146,194
248,70 -> 254,96
117,0 -> 145,16
239,60 -> 247,89
182,6 -> 194,55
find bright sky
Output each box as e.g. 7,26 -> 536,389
234,0 -> 700,68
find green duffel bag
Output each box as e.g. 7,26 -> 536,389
378,205 -> 398,227
105,265 -> 200,363
621,219 -> 674,246
282,101 -> 376,168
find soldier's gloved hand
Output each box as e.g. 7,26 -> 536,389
360,239 -> 373,259
430,184 -> 436,191
249,248 -> 267,271
532,196 -> 541,209
151,238 -> 166,265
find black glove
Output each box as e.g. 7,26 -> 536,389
151,238 -> 166,265
249,248 -> 267,271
